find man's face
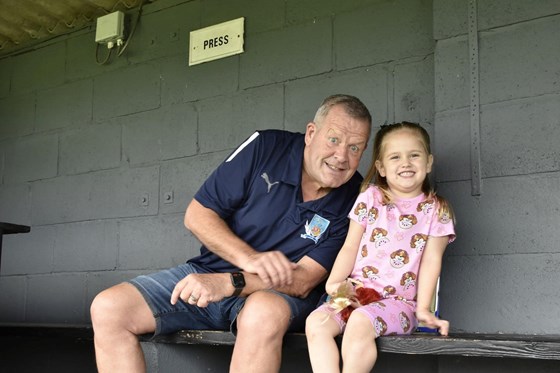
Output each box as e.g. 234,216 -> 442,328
304,104 -> 370,190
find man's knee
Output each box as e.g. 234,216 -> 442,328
90,283 -> 151,333
237,291 -> 291,334
91,286 -> 122,326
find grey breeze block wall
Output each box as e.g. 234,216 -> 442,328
433,0 -> 560,335
0,0 -> 434,326
0,0 -> 559,344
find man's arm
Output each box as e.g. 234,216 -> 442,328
171,254 -> 327,307
170,200 -> 326,307
244,255 -> 328,298
185,199 -> 298,284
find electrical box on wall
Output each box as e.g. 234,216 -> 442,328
189,17 -> 245,66
95,11 -> 125,47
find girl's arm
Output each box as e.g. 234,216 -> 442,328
416,235 -> 450,335
325,219 -> 364,295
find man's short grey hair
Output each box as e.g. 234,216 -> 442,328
313,94 -> 372,128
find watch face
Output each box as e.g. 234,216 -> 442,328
231,272 -> 245,288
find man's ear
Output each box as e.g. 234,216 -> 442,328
375,160 -> 385,177
305,122 -> 317,145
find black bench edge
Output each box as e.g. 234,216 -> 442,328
0,323 -> 93,341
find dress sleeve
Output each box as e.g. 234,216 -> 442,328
348,186 -> 374,229
429,207 -> 456,243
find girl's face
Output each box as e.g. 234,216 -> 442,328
375,129 -> 433,199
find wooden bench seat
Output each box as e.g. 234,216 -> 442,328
142,329 -> 560,361
2,323 -> 559,361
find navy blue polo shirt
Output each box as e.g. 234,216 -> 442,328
188,130 -> 363,273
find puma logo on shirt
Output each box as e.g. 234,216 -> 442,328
261,173 -> 279,193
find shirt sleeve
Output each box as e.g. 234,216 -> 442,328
194,131 -> 261,219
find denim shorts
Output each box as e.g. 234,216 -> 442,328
129,262 -> 323,336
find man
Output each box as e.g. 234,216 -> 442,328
90,94 -> 372,372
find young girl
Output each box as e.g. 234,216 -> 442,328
306,122 -> 456,372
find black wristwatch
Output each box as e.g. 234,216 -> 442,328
230,272 -> 246,297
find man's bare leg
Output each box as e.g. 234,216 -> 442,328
230,291 -> 291,373
90,282 -> 156,373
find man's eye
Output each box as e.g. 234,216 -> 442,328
328,137 -> 338,144
350,145 -> 360,153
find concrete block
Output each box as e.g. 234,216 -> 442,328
126,1 -> 200,64
2,225 -> 54,275
60,123 -> 121,175
434,36 -> 469,112
198,85 -> 284,153
93,64 -> 160,122
31,166 -> 159,225
479,16 -> 560,104
284,65 -> 388,131
10,43 -> 65,94
118,214 -> 199,270
239,18 -> 332,88
26,273 -> 88,323
478,0 -> 560,31
393,56 -> 435,126
335,0 -> 434,70
434,0 -> 560,40
202,0 -> 283,35
440,252 -> 560,334
3,133 -> 58,183
434,108 -> 470,182
184,57 -> 239,104
65,31 -> 128,81
0,183 -> 31,224
436,175 -> 560,257
0,57 -> 11,98
36,79 -> 93,132
53,220 -> 119,272
286,0 -> 373,25
480,94 -> 560,177
160,150 -> 229,215
0,276 -> 26,322
0,93 -> 35,139
433,0 -> 468,40
122,103 -> 197,166
160,55 -> 238,105
437,95 -> 560,182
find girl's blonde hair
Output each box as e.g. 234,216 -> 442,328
361,122 -> 454,222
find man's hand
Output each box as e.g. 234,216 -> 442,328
242,251 -> 298,288
170,273 -> 230,307
415,309 -> 450,336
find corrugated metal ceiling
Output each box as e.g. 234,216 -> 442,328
0,0 -> 146,57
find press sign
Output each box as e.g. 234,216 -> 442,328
189,17 -> 245,66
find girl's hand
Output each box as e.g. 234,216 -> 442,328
416,309 -> 450,336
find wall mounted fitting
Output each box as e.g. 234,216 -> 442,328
95,11 -> 125,48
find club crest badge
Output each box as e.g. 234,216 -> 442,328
301,214 -> 330,243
